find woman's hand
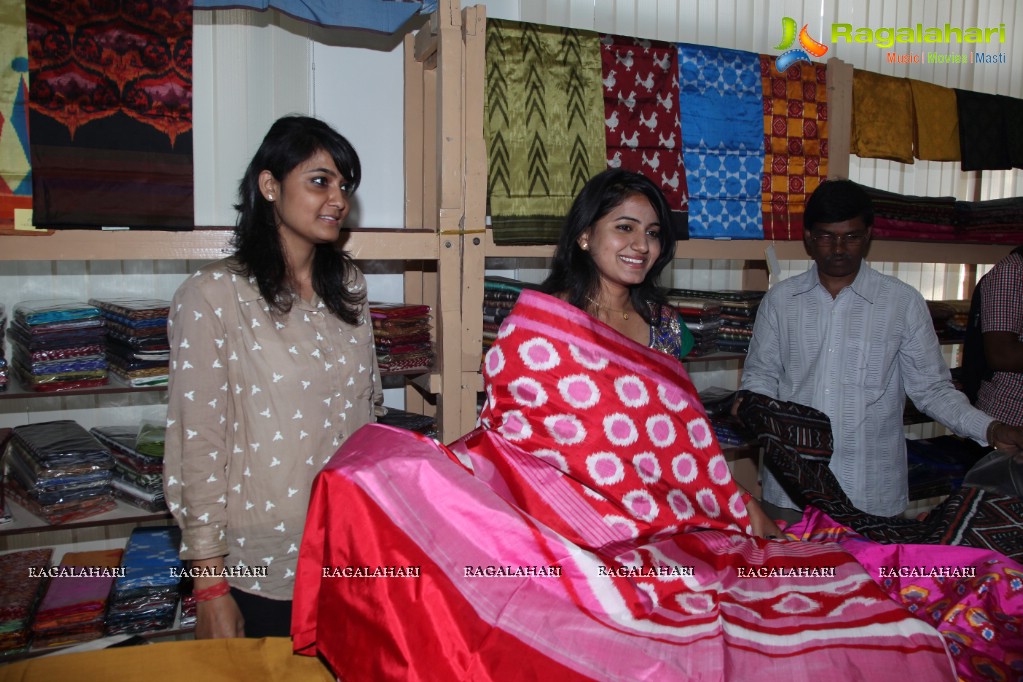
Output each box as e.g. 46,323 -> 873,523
746,496 -> 784,539
195,593 -> 245,639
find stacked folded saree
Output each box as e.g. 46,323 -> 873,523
295,290 -> 954,681
89,425 -> 166,512
369,303 -> 434,373
106,527 -> 182,635
0,548 -> 52,656
31,549 -> 123,648
89,298 -> 170,387
8,300 -> 107,391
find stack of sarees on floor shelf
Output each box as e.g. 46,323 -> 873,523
664,293 -> 721,356
669,288 -> 764,353
89,298 -> 171,387
376,407 -> 438,439
926,299 -> 969,343
955,197 -> 1023,243
369,303 -> 434,373
863,186 -> 959,241
30,549 -> 123,648
699,387 -> 754,448
0,304 -> 8,392
7,300 -> 107,391
105,527 -> 183,635
0,548 -> 51,656
89,423 -> 166,512
482,277 -> 540,352
2,421 -> 116,524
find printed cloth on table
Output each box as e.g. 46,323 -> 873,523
600,34 -> 688,238
788,508 -> 1022,682
485,19 -> 606,245
26,0 -> 193,229
955,89 -> 1012,171
294,290 -> 954,681
760,56 -> 829,241
909,79 -> 960,162
678,44 -> 764,239
33,549 -> 123,633
851,70 -> 914,164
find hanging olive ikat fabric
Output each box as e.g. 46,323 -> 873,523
485,19 -> 606,245
27,0 -> 193,229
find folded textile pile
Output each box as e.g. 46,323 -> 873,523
376,408 -> 438,439
8,300 -> 108,391
2,420 -> 115,524
89,298 -> 171,387
926,299 -> 968,343
906,435 -> 988,501
369,303 -> 434,373
665,293 -> 721,357
89,424 -> 166,512
699,386 -> 753,447
106,527 -> 183,635
0,304 -> 7,392
482,277 -> 540,353
955,197 -> 1023,243
0,548 -> 52,656
669,288 -> 763,353
863,186 -> 958,242
31,548 -> 123,649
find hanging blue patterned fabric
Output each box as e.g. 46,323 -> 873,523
677,44 -> 764,239
193,0 -> 424,33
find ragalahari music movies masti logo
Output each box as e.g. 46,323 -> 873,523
774,17 -> 829,73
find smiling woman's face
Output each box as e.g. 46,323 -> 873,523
262,149 -> 354,248
578,193 -> 662,296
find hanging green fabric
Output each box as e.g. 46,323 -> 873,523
485,19 -> 606,245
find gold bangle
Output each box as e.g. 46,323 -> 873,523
987,420 -> 1003,445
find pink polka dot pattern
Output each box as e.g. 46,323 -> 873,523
477,307 -> 747,545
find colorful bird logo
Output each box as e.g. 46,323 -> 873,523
774,17 -> 828,73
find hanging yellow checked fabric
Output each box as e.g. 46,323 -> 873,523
0,0 -> 32,229
485,19 -> 606,245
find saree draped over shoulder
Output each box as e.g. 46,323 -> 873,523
292,291 -> 953,681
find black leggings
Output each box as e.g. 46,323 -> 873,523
230,587 -> 293,638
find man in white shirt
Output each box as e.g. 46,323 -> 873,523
739,180 -> 1023,519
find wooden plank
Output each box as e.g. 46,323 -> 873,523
404,33 -> 426,230
826,57 -> 853,180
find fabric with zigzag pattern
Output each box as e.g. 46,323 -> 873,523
485,19 -> 606,245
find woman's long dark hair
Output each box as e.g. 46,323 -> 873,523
232,115 -> 363,324
541,169 -> 676,324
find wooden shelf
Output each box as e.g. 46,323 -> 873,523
484,228 -> 1015,264
0,379 -> 167,401
0,498 -> 172,538
0,227 -> 441,262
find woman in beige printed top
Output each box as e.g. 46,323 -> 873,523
164,116 -> 382,639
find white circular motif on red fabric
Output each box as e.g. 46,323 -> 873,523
632,452 -> 661,484
667,490 -> 695,521
657,383 -> 690,412
728,491 -> 749,518
532,448 -> 569,474
509,377 -> 548,408
569,343 -> 609,371
519,337 -> 560,371
616,550 -> 642,569
671,453 -> 698,484
603,413 -> 639,447
614,375 -> 650,408
497,321 -> 516,339
498,410 -> 532,442
676,593 -> 715,615
484,346 -> 505,377
707,454 -> 731,485
544,414 -> 587,446
587,451 -> 626,486
622,489 -> 659,522
558,374 -> 600,410
695,488 -> 721,518
603,514 -> 639,539
772,594 -> 823,614
645,414 -> 677,448
686,417 -> 714,449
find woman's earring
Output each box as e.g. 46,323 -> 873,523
581,241 -> 589,251
267,194 -> 274,201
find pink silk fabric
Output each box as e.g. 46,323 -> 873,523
293,291 -> 954,680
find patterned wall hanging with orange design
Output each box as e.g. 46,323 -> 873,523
27,0 -> 193,229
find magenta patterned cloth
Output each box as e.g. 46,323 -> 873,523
787,507 -> 1023,682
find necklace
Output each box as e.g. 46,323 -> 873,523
587,296 -> 630,320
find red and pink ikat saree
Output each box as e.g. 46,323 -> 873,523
293,291 -> 953,681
